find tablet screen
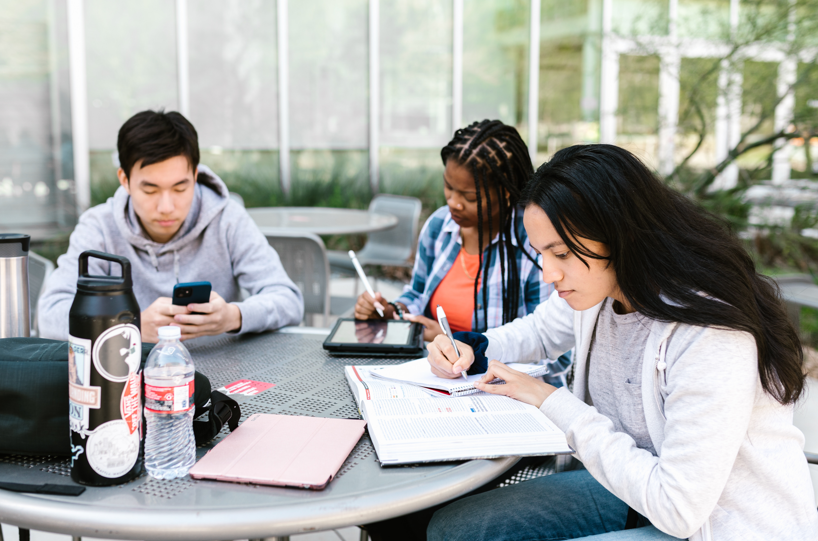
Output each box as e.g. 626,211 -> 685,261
329,320 -> 413,345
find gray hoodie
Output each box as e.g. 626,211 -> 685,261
38,165 -> 304,340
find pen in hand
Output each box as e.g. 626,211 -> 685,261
349,250 -> 385,317
436,305 -> 467,380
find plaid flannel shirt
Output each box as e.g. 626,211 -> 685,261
396,205 -> 571,386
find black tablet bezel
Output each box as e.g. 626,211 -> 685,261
322,318 -> 424,354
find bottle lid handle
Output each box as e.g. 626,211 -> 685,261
78,250 -> 133,288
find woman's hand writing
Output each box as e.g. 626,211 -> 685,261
426,333 -> 474,378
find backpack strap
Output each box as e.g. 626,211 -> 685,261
193,390 -> 241,445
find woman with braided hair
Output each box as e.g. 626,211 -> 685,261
354,119 -> 571,386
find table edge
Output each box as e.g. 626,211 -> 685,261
0,457 -> 519,540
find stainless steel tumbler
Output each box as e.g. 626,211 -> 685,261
0,233 -> 31,338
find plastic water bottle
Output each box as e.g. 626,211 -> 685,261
143,326 -> 196,479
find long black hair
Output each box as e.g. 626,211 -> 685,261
441,119 -> 539,330
521,144 -> 805,404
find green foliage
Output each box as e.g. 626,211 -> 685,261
799,306 -> 818,349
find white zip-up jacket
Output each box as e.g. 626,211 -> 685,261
484,291 -> 818,540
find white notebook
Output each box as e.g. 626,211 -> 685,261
369,357 -> 550,397
345,365 -> 572,465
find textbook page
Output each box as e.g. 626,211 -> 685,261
369,357 -> 550,396
345,365 -> 572,465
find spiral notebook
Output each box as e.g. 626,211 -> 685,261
369,358 -> 550,397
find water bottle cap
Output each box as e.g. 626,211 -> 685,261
158,326 -> 181,340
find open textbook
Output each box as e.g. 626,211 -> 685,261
369,357 -> 551,397
345,365 -> 572,465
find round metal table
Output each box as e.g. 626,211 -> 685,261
247,207 -> 398,236
0,328 -> 517,540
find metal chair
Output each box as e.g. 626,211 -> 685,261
265,232 -> 330,327
328,194 -> 422,277
228,191 -> 245,207
28,251 -> 55,337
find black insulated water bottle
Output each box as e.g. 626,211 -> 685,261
68,250 -> 143,486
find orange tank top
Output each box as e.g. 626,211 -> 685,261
429,249 -> 482,333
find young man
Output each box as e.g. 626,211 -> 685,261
39,110 -> 304,342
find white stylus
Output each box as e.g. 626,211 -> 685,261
349,250 -> 384,317
436,305 -> 467,380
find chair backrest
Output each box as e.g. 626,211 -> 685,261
265,232 -> 330,325
28,251 -> 55,336
228,192 -> 245,207
359,194 -> 423,265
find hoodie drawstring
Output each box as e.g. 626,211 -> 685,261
145,246 -> 180,284
146,245 -> 159,271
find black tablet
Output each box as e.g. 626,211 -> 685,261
323,318 -> 424,356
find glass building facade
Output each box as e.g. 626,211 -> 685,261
0,0 -> 803,236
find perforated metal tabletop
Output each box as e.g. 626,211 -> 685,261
0,328 -> 517,540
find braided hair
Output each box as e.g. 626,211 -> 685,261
440,119 -> 540,331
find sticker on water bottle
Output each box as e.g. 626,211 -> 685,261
144,377 -> 195,414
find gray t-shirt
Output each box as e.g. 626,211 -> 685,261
587,298 -> 656,455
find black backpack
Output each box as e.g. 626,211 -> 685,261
0,337 -> 239,456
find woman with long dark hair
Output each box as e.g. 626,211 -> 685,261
425,144 -> 817,540
355,119 -> 570,385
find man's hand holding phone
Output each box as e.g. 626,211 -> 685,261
141,283 -> 242,342
171,290 -> 242,340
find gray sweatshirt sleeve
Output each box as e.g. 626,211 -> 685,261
225,207 -> 304,333
37,211 -> 111,341
483,290 -> 576,363
540,326 -> 759,538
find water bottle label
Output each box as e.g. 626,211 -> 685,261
92,324 -> 142,382
86,419 -> 140,478
145,377 -> 195,414
120,371 -> 142,435
68,335 -> 96,436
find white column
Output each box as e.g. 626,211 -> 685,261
599,0 -> 618,144
772,3 -> 797,185
369,0 -> 380,195
452,0 -> 463,131
657,0 -> 679,176
658,50 -> 680,176
712,0 -> 741,190
772,58 -> 796,184
528,0 -> 541,164
277,0 -> 290,195
67,0 -> 90,212
175,0 -> 190,117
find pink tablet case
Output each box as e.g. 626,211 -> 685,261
189,414 -> 366,490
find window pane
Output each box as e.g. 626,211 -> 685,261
616,54 -> 660,168
538,0 -> 602,161
611,0 -> 668,36
793,63 -> 818,176
677,0 -> 730,40
0,0 -> 75,235
380,147 -> 445,217
462,0 -> 529,130
291,150 -> 370,207
737,60 -> 778,170
676,57 -> 720,169
85,0 -> 177,151
200,149 -> 280,208
188,0 -> 279,149
380,0 -> 453,148
289,0 -> 368,149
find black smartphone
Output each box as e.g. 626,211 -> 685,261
172,281 -> 212,306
